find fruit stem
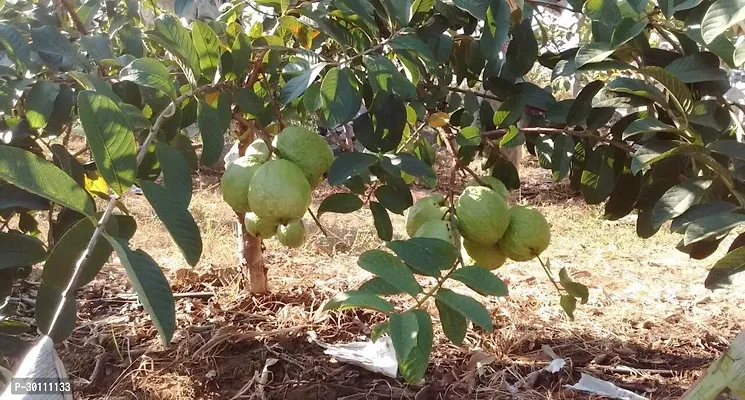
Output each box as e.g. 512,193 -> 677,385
537,255 -> 563,294
308,208 -> 330,237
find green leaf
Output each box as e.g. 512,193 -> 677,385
25,81 -> 61,130
140,180 -> 202,266
493,96 -> 527,128
651,179 -> 712,230
120,58 -> 176,100
35,282 -> 76,343
0,319 -> 30,336
323,290 -> 395,313
575,43 -> 615,68
735,40 -> 745,67
397,153 -> 437,181
581,145 -> 617,204
560,295 -> 577,319
558,267 -> 590,303
453,0 -> 490,19
280,63 -> 326,105
191,20 -> 221,81
610,17 -> 648,49
481,0 -> 510,77
701,0 -> 745,44
506,19 -> 538,76
436,299 -> 467,345
357,249 -> 423,296
359,277 -> 403,295
105,235 -> 176,344
623,118 -> 679,140
364,56 -> 417,101
354,95 -> 407,153
77,91 -> 137,195
705,247 -> 745,289
665,52 -> 727,83
567,80 -> 604,126
671,202 -> 738,233
390,34 -> 436,65
398,310 -> 433,384
79,34 -> 114,61
317,193 -> 363,216
68,72 -> 121,103
327,152 -> 378,185
499,126 -> 526,149
31,26 -> 86,71
451,266 -> 508,296
387,0 -> 415,26
319,67 -> 361,129
435,288 -> 493,331
606,77 -> 667,106
370,201 -> 394,241
119,23 -> 145,58
149,14 -> 201,86
386,237 -> 457,276
604,169 -> 642,220
707,140 -> 745,162
0,232 -> 46,270
155,141 -> 192,208
390,311 -> 419,361
42,217 -> 114,290
198,92 -> 231,166
457,126 -> 482,147
583,0 -> 621,23
375,184 -> 413,215
0,145 -> 94,215
551,135 -> 575,181
0,23 -> 31,70
684,213 -> 745,245
639,66 -> 693,113
371,322 -> 390,342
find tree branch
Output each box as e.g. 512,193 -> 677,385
336,28 -> 405,67
60,0 -> 88,35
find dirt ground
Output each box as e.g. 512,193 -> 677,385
6,156 -> 745,399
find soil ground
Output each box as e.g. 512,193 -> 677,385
5,154 -> 745,399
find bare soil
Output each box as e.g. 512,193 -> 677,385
5,156 -> 745,399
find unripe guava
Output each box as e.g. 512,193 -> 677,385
277,220 -> 306,248
247,159 -> 311,224
246,139 -> 271,163
221,155 -> 262,213
414,219 -> 455,245
455,186 -> 510,245
461,238 -> 507,270
273,126 -> 334,187
244,212 -> 278,239
466,176 -> 509,200
404,194 -> 446,237
498,206 -> 550,261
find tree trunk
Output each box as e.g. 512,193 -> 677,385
235,120 -> 268,293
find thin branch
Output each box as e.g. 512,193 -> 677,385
0,217 -> 10,232
438,127 -> 487,186
482,127 -> 635,153
246,2 -> 280,17
60,0 -> 88,35
537,255 -> 563,294
335,28 -> 405,67
654,26 -> 685,55
527,0 -> 578,13
443,85 -> 503,103
308,208 -> 330,237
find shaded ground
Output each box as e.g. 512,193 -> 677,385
4,155 -> 745,399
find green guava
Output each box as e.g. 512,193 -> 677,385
244,212 -> 278,239
414,219 -> 455,245
221,155 -> 263,213
466,176 -> 509,200
455,186 -> 510,245
277,220 -> 307,248
498,206 -> 551,261
273,126 -> 334,187
461,238 -> 507,270
247,159 -> 311,224
404,193 -> 446,237
246,139 -> 271,163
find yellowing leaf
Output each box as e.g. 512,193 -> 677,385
85,172 -> 109,198
204,91 -> 220,105
428,112 -> 450,128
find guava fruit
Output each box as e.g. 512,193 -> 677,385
244,212 -> 278,239
404,194 -> 446,237
461,239 -> 507,270
455,186 -> 510,245
273,126 -> 334,187
246,139 -> 271,163
498,206 -> 550,261
466,176 -> 509,200
277,220 -> 306,248
414,219 -> 455,245
247,159 -> 311,224
221,155 -> 263,213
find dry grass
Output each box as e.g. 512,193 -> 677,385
5,155 -> 745,399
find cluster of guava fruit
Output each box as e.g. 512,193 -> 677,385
221,126 -> 334,249
404,177 -> 551,270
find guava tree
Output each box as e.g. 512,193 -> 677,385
2,0 -> 745,388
